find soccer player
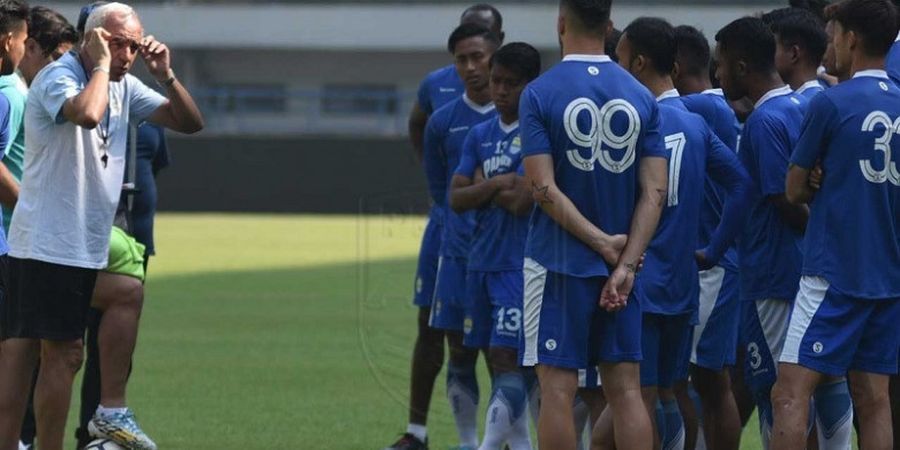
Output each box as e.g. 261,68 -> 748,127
771,9 -> 829,98
772,1 -> 900,449
672,23 -> 746,450
421,23 -> 499,450
389,6 -> 504,450
519,0 -> 669,448
0,3 -> 203,450
715,17 -> 828,449
449,42 -> 540,450
614,17 -> 752,450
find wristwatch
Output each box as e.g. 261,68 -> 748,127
157,68 -> 176,88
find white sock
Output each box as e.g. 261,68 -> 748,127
18,441 -> 28,450
573,395 -> 590,450
814,381 -> 854,450
97,404 -> 129,418
447,364 -> 480,448
695,424 -> 707,450
479,391 -> 514,450
406,423 -> 427,442
507,405 -> 533,450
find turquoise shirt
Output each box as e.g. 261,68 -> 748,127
0,73 -> 26,231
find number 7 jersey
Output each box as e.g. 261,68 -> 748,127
519,54 -> 667,278
791,70 -> 900,299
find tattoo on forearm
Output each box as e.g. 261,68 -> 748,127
532,181 -> 553,205
625,262 -> 638,273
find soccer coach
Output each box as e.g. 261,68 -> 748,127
0,3 -> 202,450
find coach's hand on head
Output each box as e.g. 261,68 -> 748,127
139,35 -> 169,82
83,27 -> 112,70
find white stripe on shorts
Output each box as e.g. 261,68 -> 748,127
522,258 -> 548,367
691,266 -> 726,364
780,276 -> 829,364
756,298 -> 793,362
427,256 -> 445,328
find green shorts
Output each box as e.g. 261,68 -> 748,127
105,226 -> 146,281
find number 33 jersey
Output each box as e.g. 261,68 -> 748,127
519,54 -> 667,278
791,70 -> 900,299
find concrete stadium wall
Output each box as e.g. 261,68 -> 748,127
156,136 -> 432,214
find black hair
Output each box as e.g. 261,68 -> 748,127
461,4 -> 502,31
826,0 -> 898,56
605,27 -> 623,61
674,25 -> 710,77
490,42 -> 541,82
0,0 -> 29,35
448,22 -> 500,54
715,17 -> 777,72
29,6 -> 78,56
761,7 -> 802,26
623,17 -> 677,74
559,0 -> 612,33
771,9 -> 828,66
790,0 -> 830,20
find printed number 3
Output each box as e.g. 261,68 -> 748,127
665,133 -> 687,207
861,111 -> 900,186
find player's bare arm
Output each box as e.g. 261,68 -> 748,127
63,27 -> 112,128
493,176 -> 533,216
409,103 -> 428,162
768,193 -> 809,232
785,164 -> 816,205
0,164 -> 18,209
523,153 -> 625,266
448,169 -> 513,213
601,155 -> 667,311
143,35 -> 204,133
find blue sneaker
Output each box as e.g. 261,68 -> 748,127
87,409 -> 157,450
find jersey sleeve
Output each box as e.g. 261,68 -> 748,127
791,94 -> 837,169
749,114 -> 792,196
454,127 -> 480,179
423,115 -> 448,206
704,128 -> 752,261
640,100 -> 668,159
35,65 -> 81,124
520,86 -> 552,157
417,75 -> 433,115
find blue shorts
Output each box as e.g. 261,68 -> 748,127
641,313 -> 693,388
520,258 -> 642,370
740,298 -> 791,396
691,266 -> 740,370
429,256 -> 468,331
780,276 -> 900,376
578,366 -> 602,389
463,270 -> 523,350
413,218 -> 442,308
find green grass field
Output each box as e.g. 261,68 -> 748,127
62,213 -> 770,449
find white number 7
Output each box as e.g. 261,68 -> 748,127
665,133 -> 687,207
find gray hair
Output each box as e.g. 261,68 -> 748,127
83,2 -> 137,34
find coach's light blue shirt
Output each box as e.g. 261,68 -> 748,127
520,54 -> 667,278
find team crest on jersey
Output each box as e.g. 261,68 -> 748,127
545,339 -> 557,351
509,136 -> 522,155
588,66 -> 600,76
463,317 -> 473,334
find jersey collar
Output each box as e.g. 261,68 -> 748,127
562,54 -> 612,64
795,80 -> 823,94
754,85 -> 793,109
656,89 -> 680,102
498,118 -> 519,134
896,30 -> 900,42
462,94 -> 496,115
853,69 -> 889,80
701,88 -> 724,97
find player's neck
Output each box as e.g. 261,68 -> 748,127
786,67 -> 819,90
499,112 -> 518,125
644,75 -> 676,99
746,72 -> 787,105
677,77 -> 712,95
465,86 -> 492,106
849,55 -> 886,77
561,35 -> 606,57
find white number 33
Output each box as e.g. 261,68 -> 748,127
860,111 -> 900,186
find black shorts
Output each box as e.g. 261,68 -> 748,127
1,257 -> 98,341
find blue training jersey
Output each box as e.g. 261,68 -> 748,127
520,54 -> 667,278
795,80 -> 826,100
738,86 -> 808,302
417,64 -> 465,115
887,36 -> 900,87
791,70 -> 900,299
455,118 -> 528,272
681,89 -> 742,271
423,95 -> 497,259
636,102 -> 750,315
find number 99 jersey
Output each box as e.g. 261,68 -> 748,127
519,54 -> 668,278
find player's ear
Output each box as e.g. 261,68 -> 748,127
558,15 -> 566,38
0,32 -> 10,55
791,44 -> 801,64
671,61 -> 681,81
736,60 -> 748,78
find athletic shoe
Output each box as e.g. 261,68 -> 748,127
383,433 -> 428,450
87,410 -> 157,450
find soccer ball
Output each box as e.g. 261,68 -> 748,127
85,439 -> 125,450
